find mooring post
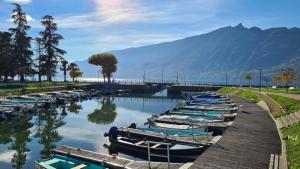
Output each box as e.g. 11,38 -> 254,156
167,144 -> 170,169
147,142 -> 151,169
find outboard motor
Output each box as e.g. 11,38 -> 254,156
128,123 -> 136,129
104,126 -> 119,140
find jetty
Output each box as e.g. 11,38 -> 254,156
52,145 -> 193,169
190,96 -> 281,169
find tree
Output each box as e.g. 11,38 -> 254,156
60,60 -> 69,82
273,68 -> 298,92
88,97 -> 117,124
88,53 -> 118,83
40,15 -> 66,81
34,37 -> 44,82
35,109 -> 65,159
244,72 -> 253,87
9,3 -> 33,82
69,64 -> 82,82
0,31 -> 14,82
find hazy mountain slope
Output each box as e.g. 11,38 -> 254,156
76,24 -> 300,83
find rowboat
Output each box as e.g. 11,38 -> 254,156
148,114 -> 224,124
178,105 -> 238,112
108,136 -> 204,162
35,154 -> 105,169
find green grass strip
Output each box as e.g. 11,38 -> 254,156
281,123 -> 300,169
267,94 -> 300,115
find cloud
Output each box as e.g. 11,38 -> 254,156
5,0 -> 32,4
55,0 -> 224,29
7,14 -> 35,22
0,150 -> 14,162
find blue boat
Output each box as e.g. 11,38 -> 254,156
137,127 -> 210,137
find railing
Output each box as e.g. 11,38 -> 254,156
146,141 -> 171,169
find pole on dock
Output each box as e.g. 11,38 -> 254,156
258,68 -> 262,92
176,72 -> 179,84
167,144 -> 170,169
161,70 -> 164,83
225,72 -> 228,86
148,142 -> 151,169
143,71 -> 145,83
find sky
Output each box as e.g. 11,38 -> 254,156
0,0 -> 300,62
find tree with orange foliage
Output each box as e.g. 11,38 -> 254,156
273,67 -> 298,92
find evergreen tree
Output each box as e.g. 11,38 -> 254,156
9,3 -> 33,82
40,15 -> 66,81
0,31 -> 14,81
34,37 -> 44,82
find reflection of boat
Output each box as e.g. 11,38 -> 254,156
107,136 -> 204,162
35,154 -> 105,169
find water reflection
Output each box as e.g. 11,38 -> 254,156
88,97 -> 117,125
0,94 -> 180,169
9,116 -> 32,169
67,103 -> 83,114
34,108 -> 65,159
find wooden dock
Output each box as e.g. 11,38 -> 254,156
118,127 -> 222,146
190,96 -> 281,169
52,145 -> 192,169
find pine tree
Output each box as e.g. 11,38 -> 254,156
9,3 -> 33,82
40,15 -> 66,81
0,31 -> 14,81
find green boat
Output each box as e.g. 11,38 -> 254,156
35,155 -> 105,169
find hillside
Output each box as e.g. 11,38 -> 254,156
76,23 -> 300,83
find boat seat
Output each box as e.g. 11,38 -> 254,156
151,143 -> 161,148
71,164 -> 87,169
135,141 -> 145,145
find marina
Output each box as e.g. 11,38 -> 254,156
0,89 -> 234,169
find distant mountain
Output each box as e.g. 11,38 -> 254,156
76,23 -> 300,84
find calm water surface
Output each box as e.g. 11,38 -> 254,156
0,91 -> 180,169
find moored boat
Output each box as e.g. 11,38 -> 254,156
107,136 -> 204,162
35,154 -> 105,169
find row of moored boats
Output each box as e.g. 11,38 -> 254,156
34,91 -> 239,169
103,91 -> 238,162
0,89 -> 100,121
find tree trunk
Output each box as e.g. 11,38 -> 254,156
20,74 -> 25,82
107,75 -> 111,83
47,74 -> 52,81
103,74 -> 106,83
38,73 -> 41,82
72,77 -> 75,82
4,73 -> 8,82
64,70 -> 67,82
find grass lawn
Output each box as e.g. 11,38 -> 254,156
254,87 -> 300,94
0,82 -> 90,96
218,87 -> 236,94
281,123 -> 300,169
267,94 -> 300,116
218,87 -> 261,102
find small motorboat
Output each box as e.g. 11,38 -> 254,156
108,136 -> 205,162
35,154 -> 105,169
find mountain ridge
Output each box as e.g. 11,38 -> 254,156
76,23 -> 300,83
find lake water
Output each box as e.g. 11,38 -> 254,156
0,91 -> 181,169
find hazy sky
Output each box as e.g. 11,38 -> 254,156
0,0 -> 299,62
